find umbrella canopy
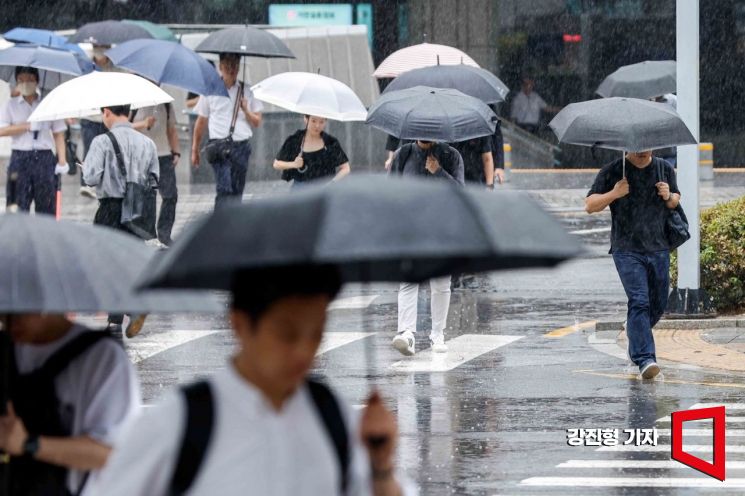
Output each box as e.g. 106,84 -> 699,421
195,26 -> 294,58
28,71 -> 173,122
3,27 -> 85,55
68,20 -> 153,45
106,40 -> 228,97
367,86 -> 497,142
596,60 -> 676,99
0,44 -> 94,92
139,175 -> 581,290
123,20 -> 177,42
0,213 -> 223,314
251,72 -> 366,121
373,43 -> 479,79
383,64 -> 509,104
549,97 -> 696,152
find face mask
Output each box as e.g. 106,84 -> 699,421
17,82 -> 37,97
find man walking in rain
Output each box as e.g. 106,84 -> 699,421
92,266 -> 414,496
510,77 -> 559,134
388,140 -> 464,354
191,53 -> 263,207
0,66 -> 68,214
0,313 -> 140,495
585,150 -> 680,379
82,104 -> 159,338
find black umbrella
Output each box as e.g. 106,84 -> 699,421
67,20 -> 153,45
596,60 -> 676,99
549,97 -> 696,176
195,26 -> 295,59
0,213 -> 223,314
139,175 -> 582,290
366,86 -> 497,142
383,64 -> 509,104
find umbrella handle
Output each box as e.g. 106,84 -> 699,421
55,175 -> 62,221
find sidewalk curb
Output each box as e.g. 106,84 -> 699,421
597,318 -> 745,331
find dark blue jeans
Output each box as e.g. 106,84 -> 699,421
612,250 -> 670,370
6,150 -> 57,215
209,140 -> 251,208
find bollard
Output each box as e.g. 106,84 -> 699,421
699,142 -> 714,181
503,143 -> 512,183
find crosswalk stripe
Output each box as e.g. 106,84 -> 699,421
657,416 -> 745,423
558,460 -> 745,469
328,295 -> 378,311
597,444 -> 745,452
690,403 -> 745,409
317,332 -> 374,355
127,330 -> 222,364
653,428 -> 745,437
390,334 -> 522,373
521,477 -> 745,488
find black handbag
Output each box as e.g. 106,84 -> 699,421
106,132 -> 155,239
202,83 -> 243,163
65,128 -> 79,175
656,160 -> 691,250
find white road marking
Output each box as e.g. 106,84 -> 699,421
653,428 -> 745,437
521,477 -> 745,488
690,403 -> 745,410
657,416 -> 745,423
127,330 -> 222,364
570,227 -> 612,235
390,334 -> 522,373
597,444 -> 745,452
328,295 -> 378,310
317,332 -> 374,355
558,460 -> 745,469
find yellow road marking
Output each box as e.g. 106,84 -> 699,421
574,369 -> 745,389
545,320 -> 596,338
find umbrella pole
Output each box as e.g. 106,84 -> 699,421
622,149 -> 625,178
55,174 -> 62,221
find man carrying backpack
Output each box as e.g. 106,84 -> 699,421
388,140 -> 464,355
82,104 -> 159,339
0,314 -> 140,495
92,266 -> 414,495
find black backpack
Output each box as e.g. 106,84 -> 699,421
393,142 -> 461,178
169,377 -> 350,496
4,332 -> 111,496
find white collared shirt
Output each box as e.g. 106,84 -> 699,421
195,82 -> 263,141
0,94 -> 66,151
91,364 -> 416,496
510,90 -> 548,125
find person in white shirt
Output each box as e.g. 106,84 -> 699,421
0,66 -> 68,215
510,77 -> 559,134
0,314 -> 140,495
191,53 -> 263,208
92,265 -> 414,496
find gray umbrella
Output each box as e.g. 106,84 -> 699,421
0,213 -> 223,314
596,60 -> 676,99
68,20 -> 153,45
383,64 -> 509,104
367,86 -> 497,142
138,175 -> 582,290
195,26 -> 295,58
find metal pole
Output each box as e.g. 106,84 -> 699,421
672,0 -> 705,315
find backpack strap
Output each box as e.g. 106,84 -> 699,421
169,381 -> 214,496
227,83 -> 244,140
105,131 -> 127,180
37,332 -> 112,380
394,143 -> 415,174
307,377 -> 350,495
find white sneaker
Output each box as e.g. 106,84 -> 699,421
429,335 -> 448,353
392,330 -> 415,356
80,185 -> 96,199
640,362 -> 660,380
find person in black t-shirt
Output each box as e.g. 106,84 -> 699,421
586,150 -> 681,380
273,115 -> 350,187
451,136 -> 496,188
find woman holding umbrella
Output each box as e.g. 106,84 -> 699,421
273,115 -> 351,187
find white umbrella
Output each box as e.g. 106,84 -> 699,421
373,43 -> 479,79
28,71 -> 173,122
251,72 -> 367,121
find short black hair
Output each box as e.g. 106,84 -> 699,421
231,265 -> 342,323
101,104 -> 131,117
219,52 -> 240,63
15,66 -> 39,82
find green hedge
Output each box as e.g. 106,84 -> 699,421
671,196 -> 745,314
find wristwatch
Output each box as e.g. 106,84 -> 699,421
23,434 -> 40,458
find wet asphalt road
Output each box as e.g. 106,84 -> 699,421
20,171 -> 745,494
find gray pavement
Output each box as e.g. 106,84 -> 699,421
7,171 -> 745,494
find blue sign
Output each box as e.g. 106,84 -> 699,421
356,4 -> 373,47
269,4 -> 354,27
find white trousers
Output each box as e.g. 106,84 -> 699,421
397,276 -> 451,338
